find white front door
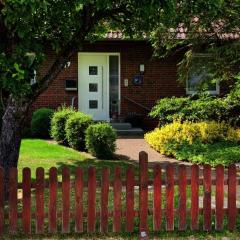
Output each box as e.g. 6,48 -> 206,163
78,54 -> 109,120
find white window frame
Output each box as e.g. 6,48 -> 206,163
186,54 -> 220,95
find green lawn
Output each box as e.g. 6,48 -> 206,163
18,139 -> 137,181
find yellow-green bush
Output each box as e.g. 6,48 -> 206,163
145,121 -> 240,156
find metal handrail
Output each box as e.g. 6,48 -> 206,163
123,96 -> 150,112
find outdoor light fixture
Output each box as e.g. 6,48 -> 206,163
140,64 -> 145,74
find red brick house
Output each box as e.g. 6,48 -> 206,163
32,32 -> 221,130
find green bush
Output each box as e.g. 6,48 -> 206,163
150,95 -> 224,126
85,123 -> 117,159
65,112 -> 93,150
50,107 -> 75,144
31,108 -> 54,138
145,121 -> 240,166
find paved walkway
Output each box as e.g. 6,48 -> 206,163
116,137 -> 192,169
116,137 -> 240,207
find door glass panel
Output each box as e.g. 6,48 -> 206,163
89,83 -> 98,92
89,66 -> 98,75
109,56 -> 119,117
89,100 -> 98,109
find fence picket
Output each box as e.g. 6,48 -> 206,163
62,167 -> 70,233
166,164 -> 174,231
203,165 -> 211,231
113,167 -> 122,232
100,168 -> 109,233
178,165 -> 187,231
88,167 -> 96,233
22,168 -> 31,234
139,151 -> 148,236
215,165 -> 224,231
228,164 -> 237,231
190,164 -> 199,230
36,168 -> 45,234
75,167 -> 83,233
153,165 -> 161,231
9,168 -> 18,234
126,166 -> 134,232
49,167 -> 57,233
0,168 -> 4,235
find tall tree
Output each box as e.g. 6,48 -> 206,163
0,0 -> 162,174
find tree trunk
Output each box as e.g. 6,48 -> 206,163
0,98 -> 28,195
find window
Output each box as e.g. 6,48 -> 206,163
186,55 -> 220,95
89,100 -> 98,109
89,66 -> 98,75
89,83 -> 98,92
109,55 -> 119,116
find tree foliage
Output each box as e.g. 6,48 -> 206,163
149,0 -> 240,85
0,0 -> 162,108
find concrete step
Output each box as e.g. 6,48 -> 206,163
116,128 -> 144,136
110,122 -> 132,130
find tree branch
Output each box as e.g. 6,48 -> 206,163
29,2 -> 130,102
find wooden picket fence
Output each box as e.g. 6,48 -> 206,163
0,151 -> 239,236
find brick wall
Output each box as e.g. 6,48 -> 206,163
32,40 -> 186,130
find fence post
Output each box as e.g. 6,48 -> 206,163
166,164 -> 174,231
228,164 -> 237,231
49,167 -> 57,233
126,166 -> 135,232
203,165 -> 211,231
62,167 -> 70,233
178,165 -> 187,231
113,167 -> 122,232
9,168 -> 18,234
190,164 -> 199,230
87,167 -> 96,233
215,165 -> 224,231
36,167 -> 45,234
0,168 -> 4,235
153,164 -> 161,231
139,151 -> 148,240
75,167 -> 83,233
22,168 -> 31,234
100,167 -> 109,233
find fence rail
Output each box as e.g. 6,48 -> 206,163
0,151 -> 240,236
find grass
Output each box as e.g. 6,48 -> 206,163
18,139 -> 137,181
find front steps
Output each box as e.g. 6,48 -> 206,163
110,122 -> 144,136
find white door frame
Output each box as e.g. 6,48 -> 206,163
78,52 -> 121,121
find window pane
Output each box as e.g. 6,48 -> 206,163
109,56 -> 119,116
89,66 -> 98,75
187,55 -> 217,93
89,83 -> 98,92
89,100 -> 98,109
188,73 -> 217,92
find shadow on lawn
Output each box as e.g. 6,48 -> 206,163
51,154 -> 139,180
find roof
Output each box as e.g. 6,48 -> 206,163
105,31 -> 123,39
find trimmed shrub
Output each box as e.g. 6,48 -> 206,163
85,123 -> 117,159
50,107 -> 75,144
31,108 -> 54,138
145,121 -> 240,156
150,91 -> 240,127
65,112 -> 93,150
